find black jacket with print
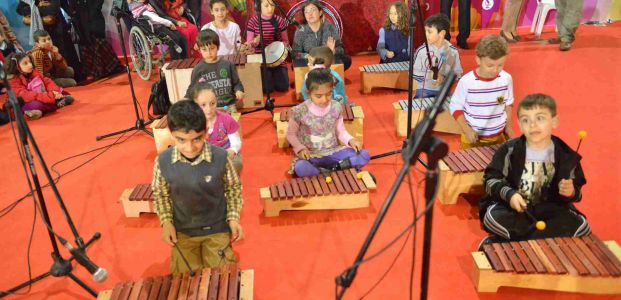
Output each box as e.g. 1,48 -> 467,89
479,135 -> 586,221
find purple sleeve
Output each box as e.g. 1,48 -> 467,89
220,112 -> 240,134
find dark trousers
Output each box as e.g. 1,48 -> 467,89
482,201 -> 591,241
440,0 -> 471,44
261,66 -> 289,93
186,0 -> 202,25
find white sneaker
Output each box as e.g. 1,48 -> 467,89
24,110 -> 42,120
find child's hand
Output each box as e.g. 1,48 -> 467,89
509,193 -> 527,213
169,24 -> 177,30
307,55 -> 315,67
51,46 -> 59,53
559,179 -> 575,197
235,90 -> 244,100
505,126 -> 515,139
177,21 -> 187,28
326,36 -> 336,53
349,139 -> 362,152
161,221 -> 177,246
52,91 -> 63,99
228,220 -> 244,242
298,148 -> 311,160
253,35 -> 261,45
386,51 -> 395,58
464,126 -> 479,144
226,148 -> 236,159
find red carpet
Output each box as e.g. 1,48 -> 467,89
0,23 -> 620,299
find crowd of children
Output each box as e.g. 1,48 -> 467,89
0,1 -> 594,279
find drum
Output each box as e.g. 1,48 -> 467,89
248,41 -> 288,67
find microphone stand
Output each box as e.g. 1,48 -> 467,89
241,0 -> 296,116
369,0 -> 437,165
335,72 -> 455,300
95,8 -> 153,140
1,79 -> 102,298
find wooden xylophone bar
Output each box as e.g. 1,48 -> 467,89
437,144 -> 500,204
120,183 -> 154,217
259,169 -> 376,217
393,97 -> 461,136
278,103 -> 355,122
441,143 -> 501,173
472,235 -> 621,294
97,264 -> 254,300
362,61 -> 409,73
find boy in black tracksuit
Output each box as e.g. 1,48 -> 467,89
479,94 -> 590,246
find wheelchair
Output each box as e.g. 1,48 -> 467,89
117,2 -> 196,80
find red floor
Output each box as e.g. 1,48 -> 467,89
0,24 -> 620,300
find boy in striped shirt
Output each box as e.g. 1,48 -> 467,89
449,35 -> 515,149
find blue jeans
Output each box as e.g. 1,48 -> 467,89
294,148 -> 370,177
415,89 -> 439,98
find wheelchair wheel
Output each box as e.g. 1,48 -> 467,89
129,26 -> 152,80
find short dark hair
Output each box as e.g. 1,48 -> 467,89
309,46 -> 334,67
4,53 -> 30,77
33,30 -> 50,43
191,81 -> 217,101
517,93 -> 557,117
209,0 -> 228,9
476,35 -> 508,60
196,29 -> 220,48
305,68 -> 334,92
167,100 -> 207,133
424,14 -> 450,35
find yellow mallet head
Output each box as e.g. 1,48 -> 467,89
356,173 -> 363,180
325,176 -> 332,184
536,221 -> 546,231
578,130 -> 587,140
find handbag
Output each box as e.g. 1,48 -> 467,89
147,71 -> 171,120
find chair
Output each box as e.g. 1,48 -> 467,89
530,0 -> 557,38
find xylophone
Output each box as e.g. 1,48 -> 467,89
150,113 -> 241,154
293,64 -> 345,100
472,235 -> 621,294
437,144 -> 501,204
120,183 -> 154,217
272,103 -> 364,148
259,169 -> 376,217
97,264 -> 254,300
359,61 -> 410,94
162,55 -> 263,108
392,97 -> 461,137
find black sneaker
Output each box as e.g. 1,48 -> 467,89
477,235 -> 505,251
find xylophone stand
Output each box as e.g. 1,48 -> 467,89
335,73 -> 455,300
96,11 -> 153,141
1,91 -> 100,298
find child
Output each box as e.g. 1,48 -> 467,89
286,68 -> 370,177
201,0 -> 245,56
152,100 -> 243,273
5,53 -> 74,119
184,29 -> 244,111
163,0 -> 200,58
191,81 -> 243,172
28,30 -> 76,87
377,2 -> 410,64
301,46 -> 347,104
449,35 -> 514,149
478,94 -> 589,247
413,13 -> 462,98
246,0 -> 290,93
128,0 -> 188,59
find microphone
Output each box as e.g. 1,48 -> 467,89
59,237 -> 108,283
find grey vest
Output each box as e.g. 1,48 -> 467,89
158,145 -> 230,237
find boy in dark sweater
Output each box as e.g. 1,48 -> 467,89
184,29 -> 244,112
479,94 -> 590,248
152,100 -> 244,273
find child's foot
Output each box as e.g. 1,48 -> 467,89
24,110 -> 42,120
477,235 -> 506,251
56,97 -> 74,107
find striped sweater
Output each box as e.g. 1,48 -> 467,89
449,70 -> 514,137
28,46 -> 68,78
